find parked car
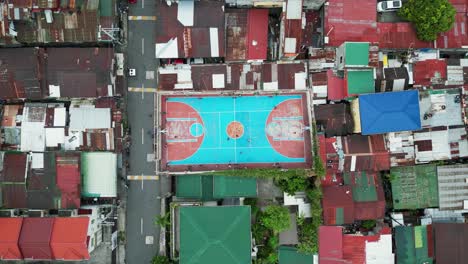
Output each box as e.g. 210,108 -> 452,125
377,0 -> 402,12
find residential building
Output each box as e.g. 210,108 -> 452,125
394,225 -> 433,264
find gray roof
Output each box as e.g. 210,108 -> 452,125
437,164 -> 468,211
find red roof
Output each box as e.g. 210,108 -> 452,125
327,70 -> 345,101
319,226 -> 345,264
324,0 -> 378,47
343,233 -> 381,263
436,0 -> 468,49
413,59 -> 448,86
247,9 -> 268,60
19,218 -> 54,260
0,218 -> 23,260
51,217 -> 90,260
319,135 -> 344,187
322,186 -> 355,225
56,154 -> 81,209
342,135 -> 390,172
377,23 -> 433,49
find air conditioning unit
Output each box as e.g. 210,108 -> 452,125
0,209 -> 19,217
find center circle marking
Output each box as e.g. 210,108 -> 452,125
226,121 -> 244,139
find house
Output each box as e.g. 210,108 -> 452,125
358,90 -> 422,135
279,0 -> 304,59
336,42 -> 370,71
50,217 -> 90,260
378,67 -> 410,92
278,246 -> 315,264
433,223 -> 468,264
394,225 -> 433,264
155,0 -> 225,59
322,186 -> 355,225
436,164 -> 468,211
225,8 -> 269,61
340,134 -> 390,172
0,217 -> 23,260
175,206 -> 252,264
419,88 -> 463,128
413,59 -> 448,87
175,175 -> 257,200
314,103 -> 354,137
319,226 -> 394,264
19,217 -> 54,260
390,165 -> 439,210
81,152 -> 117,198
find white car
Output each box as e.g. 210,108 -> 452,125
377,0 -> 402,12
128,68 -> 136,77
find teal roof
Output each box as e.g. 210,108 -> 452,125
179,206 -> 251,264
278,246 -> 314,264
346,70 -> 375,95
395,226 -> 433,264
391,165 -> 439,210
343,172 -> 377,202
176,175 -> 257,200
344,42 -> 369,66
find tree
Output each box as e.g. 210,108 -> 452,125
398,0 -> 456,41
151,255 -> 172,264
275,174 -> 309,195
260,205 -> 290,234
154,213 -> 170,227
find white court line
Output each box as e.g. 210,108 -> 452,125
233,98 -> 237,163
141,38 -> 145,55
140,218 -> 143,234
141,128 -> 144,144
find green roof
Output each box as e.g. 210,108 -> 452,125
346,70 -> 375,95
179,206 -> 251,264
99,0 -> 114,17
278,246 -> 314,264
176,175 -> 257,200
343,172 -> 377,202
335,208 -> 344,225
395,226 -> 433,264
391,165 -> 439,210
344,42 -> 369,66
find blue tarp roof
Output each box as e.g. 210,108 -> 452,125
359,90 -> 421,135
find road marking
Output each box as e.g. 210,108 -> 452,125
141,0 -> 144,8
127,175 -> 160,180
128,15 -> 157,21
141,83 -> 145,99
128,87 -> 157,92
141,178 -> 144,190
141,128 -> 145,144
140,218 -> 143,234
141,38 -> 145,55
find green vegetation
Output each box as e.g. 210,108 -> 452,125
154,213 -> 171,228
151,255 -> 172,264
361,220 -> 377,230
212,168 -> 310,179
398,0 -> 456,41
117,231 -> 126,243
260,205 -> 291,234
275,174 -> 309,196
296,187 -> 322,254
312,123 -> 325,178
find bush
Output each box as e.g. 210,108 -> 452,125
151,255 -> 172,264
212,168 -> 310,179
398,0 -> 456,41
362,220 -> 377,230
154,213 -> 170,227
275,174 -> 309,195
260,205 -> 291,234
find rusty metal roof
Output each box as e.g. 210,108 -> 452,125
225,8 -> 268,61
0,48 -> 44,99
413,59 -> 448,86
433,223 -> 468,264
341,135 -> 390,172
315,103 -> 354,137
0,152 -> 28,183
155,0 -> 225,58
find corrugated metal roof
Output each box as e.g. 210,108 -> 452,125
50,217 -> 90,260
0,152 -> 28,183
391,165 -> 439,210
433,223 -> 468,264
414,127 -> 468,163
19,217 -> 54,260
225,8 -> 268,61
81,152 -> 117,198
345,69 -> 375,96
341,134 -> 390,172
327,69 -> 345,100
69,107 -> 111,130
1,184 -> 27,208
314,104 -> 354,137
56,153 -> 81,209
278,246 -> 314,264
413,59 -> 447,86
395,226 -> 433,264
322,186 -> 354,225
156,0 -> 225,58
0,217 -> 23,260
437,164 -> 468,211
318,226 -> 343,264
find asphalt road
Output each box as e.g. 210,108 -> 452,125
125,1 -> 160,263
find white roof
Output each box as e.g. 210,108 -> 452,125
20,122 -> 45,151
365,234 -> 394,264
82,152 -> 117,198
69,107 -> 111,130
45,127 -> 65,147
53,107 -> 66,127
286,0 -> 302,19
156,38 -> 179,58
177,0 -> 194,26
31,153 -> 44,169
284,38 -> 297,53
212,74 -> 225,89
